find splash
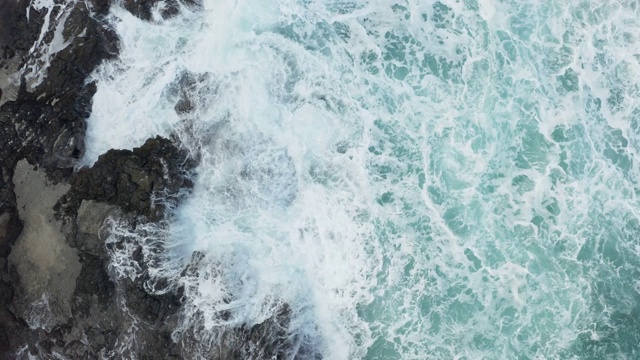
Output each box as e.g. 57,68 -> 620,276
85,0 -> 640,358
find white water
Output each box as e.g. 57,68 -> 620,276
23,0 -> 77,90
84,0 -> 640,358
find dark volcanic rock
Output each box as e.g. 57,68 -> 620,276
0,0 -> 40,60
74,253 -> 115,308
87,0 -> 113,16
29,3 -> 119,107
123,0 -> 180,20
0,0 -> 117,182
0,209 -> 22,260
61,136 -> 196,221
0,9 -> 117,346
172,71 -> 217,115
176,303 -> 311,360
91,0 -> 201,21
0,0 -> 121,358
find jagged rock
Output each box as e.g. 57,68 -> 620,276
171,71 -> 217,115
90,0 -> 201,21
0,0 -> 120,357
0,56 -> 20,106
0,215 -> 9,253
177,303 -> 300,360
0,0 -> 41,60
0,211 -> 21,260
29,2 -> 119,98
8,160 -> 80,332
87,0 -> 113,16
77,200 -> 116,236
74,253 -> 115,308
71,200 -> 120,254
123,0 -> 181,20
0,0 -> 117,182
61,136 -> 196,221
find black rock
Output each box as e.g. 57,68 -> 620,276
61,136 -> 196,221
0,0 -> 41,60
0,0 -> 121,358
124,0 -> 178,20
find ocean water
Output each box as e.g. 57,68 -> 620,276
83,0 -> 640,358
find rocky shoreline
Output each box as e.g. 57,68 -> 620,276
0,1 -> 297,359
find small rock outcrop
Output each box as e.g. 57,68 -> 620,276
60,136 -> 196,221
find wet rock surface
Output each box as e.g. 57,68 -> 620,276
122,0 -> 181,20
0,0 -> 301,359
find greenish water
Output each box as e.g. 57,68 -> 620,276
87,0 -> 640,358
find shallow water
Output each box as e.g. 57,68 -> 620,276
84,0 -> 640,358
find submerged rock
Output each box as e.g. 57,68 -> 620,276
120,0 -> 202,21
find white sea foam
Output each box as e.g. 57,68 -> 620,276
86,0 -> 640,358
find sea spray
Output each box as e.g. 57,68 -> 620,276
86,0 -> 640,358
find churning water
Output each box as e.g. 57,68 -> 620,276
83,0 -> 640,358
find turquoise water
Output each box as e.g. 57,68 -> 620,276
85,0 -> 640,358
